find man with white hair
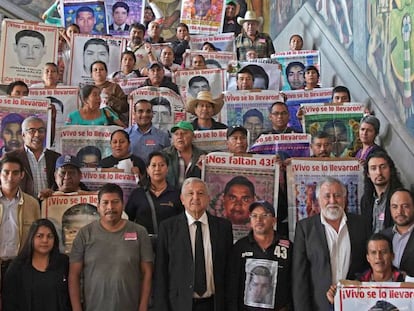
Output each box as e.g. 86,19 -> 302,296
292,177 -> 369,311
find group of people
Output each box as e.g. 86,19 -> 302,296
1,2 -> 413,311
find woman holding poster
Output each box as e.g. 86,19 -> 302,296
66,85 -> 125,127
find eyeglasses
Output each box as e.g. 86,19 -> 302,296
25,127 -> 46,135
250,213 -> 272,220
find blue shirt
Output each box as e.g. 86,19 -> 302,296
125,124 -> 170,163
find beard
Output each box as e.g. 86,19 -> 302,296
322,204 -> 344,221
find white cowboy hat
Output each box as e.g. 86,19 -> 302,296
237,10 -> 263,26
186,91 -> 224,116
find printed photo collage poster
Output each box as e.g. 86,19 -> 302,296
55,124 -> 122,163
284,88 -> 333,131
42,193 -> 99,254
183,50 -> 237,70
189,33 -> 236,53
173,67 -> 226,105
105,0 -> 143,37
202,152 -> 279,241
180,0 -> 225,35
129,86 -> 185,132
0,96 -> 52,157
271,50 -> 320,91
69,33 -> 126,87
334,281 -> 414,311
303,103 -> 365,157
62,0 -> 107,35
227,61 -> 282,91
249,133 -> 311,159
221,90 -> 284,146
0,19 -> 59,84
29,87 -> 80,129
286,158 -> 363,240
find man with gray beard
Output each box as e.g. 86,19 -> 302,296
292,177 -> 369,311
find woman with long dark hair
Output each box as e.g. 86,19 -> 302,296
3,219 -> 71,311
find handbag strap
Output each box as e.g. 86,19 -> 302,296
145,190 -> 158,235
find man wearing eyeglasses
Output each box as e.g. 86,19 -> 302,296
261,101 -> 301,135
228,201 -> 292,311
6,116 -> 60,199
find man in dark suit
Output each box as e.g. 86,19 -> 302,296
383,188 -> 414,277
154,177 -> 233,311
108,2 -> 130,31
292,177 -> 370,311
6,116 -> 60,199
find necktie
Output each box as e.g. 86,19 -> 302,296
194,221 -> 207,296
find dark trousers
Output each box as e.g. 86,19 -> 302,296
192,296 -> 214,311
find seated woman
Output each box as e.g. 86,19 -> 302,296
65,84 -> 125,127
3,218 -> 71,311
125,151 -> 183,236
90,60 -> 128,122
354,115 -> 383,161
110,51 -> 142,80
191,54 -> 207,70
304,65 -> 320,90
7,80 -> 29,96
99,130 -> 146,182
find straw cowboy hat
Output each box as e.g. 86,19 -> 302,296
237,10 -> 263,26
186,91 -> 224,116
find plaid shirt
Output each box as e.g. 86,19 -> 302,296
235,31 -> 275,60
26,146 -> 47,197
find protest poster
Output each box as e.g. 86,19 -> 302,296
203,152 -> 279,240
41,193 -> 99,253
129,86 -> 185,132
29,87 -> 80,129
284,88 -> 333,131
62,0 -> 108,35
271,50 -> 320,91
334,281 -> 414,311
183,50 -> 237,70
105,0 -> 143,37
0,96 -> 52,156
303,103 -> 364,157
227,62 -> 282,91
189,33 -> 236,52
55,125 -> 122,165
193,129 -> 228,152
221,90 -> 284,146
180,0 -> 225,35
173,68 -> 225,105
147,0 -> 182,41
69,34 -> 126,86
250,133 -> 311,158
112,77 -> 146,95
0,19 -> 59,85
81,169 -> 138,204
286,158 -> 362,238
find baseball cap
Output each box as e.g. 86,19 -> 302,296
249,200 -> 275,217
227,125 -> 248,138
171,121 -> 194,133
56,155 -> 81,169
147,62 -> 163,69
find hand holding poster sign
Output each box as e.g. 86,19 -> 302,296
203,152 -> 279,240
193,129 -> 228,152
0,19 -> 59,84
286,158 -> 363,239
334,281 -> 414,311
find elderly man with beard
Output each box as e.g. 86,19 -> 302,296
292,177 -> 369,311
228,201 -> 292,310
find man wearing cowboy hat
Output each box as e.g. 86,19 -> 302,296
186,91 -> 227,130
235,10 -> 275,61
